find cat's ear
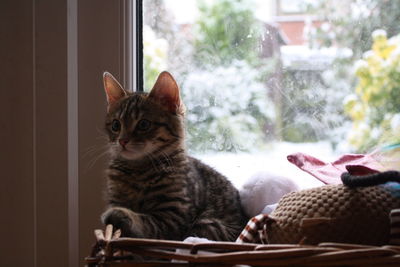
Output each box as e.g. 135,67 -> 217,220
148,71 -> 185,114
103,72 -> 127,108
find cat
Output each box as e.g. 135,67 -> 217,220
101,71 -> 248,241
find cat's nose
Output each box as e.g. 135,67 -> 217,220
119,139 -> 129,147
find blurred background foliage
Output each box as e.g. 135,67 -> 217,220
194,0 -> 262,67
182,60 -> 273,152
345,31 -> 400,151
143,0 -> 400,153
145,0 -> 273,153
307,0 -> 400,151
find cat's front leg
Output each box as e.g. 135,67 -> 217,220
101,207 -> 145,238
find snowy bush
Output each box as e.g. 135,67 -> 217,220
181,61 -> 273,152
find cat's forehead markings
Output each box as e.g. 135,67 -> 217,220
119,98 -> 133,119
132,95 -> 145,120
117,98 -> 130,119
117,95 -> 147,128
119,96 -> 138,120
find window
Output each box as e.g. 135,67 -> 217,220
141,0 -> 400,189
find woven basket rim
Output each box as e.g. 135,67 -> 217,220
86,235 -> 400,267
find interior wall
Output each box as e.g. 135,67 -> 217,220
1,0 -> 70,266
0,1 -> 128,266
1,1 -> 35,266
77,0 -> 124,264
35,1 -> 70,266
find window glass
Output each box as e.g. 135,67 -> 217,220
143,0 -> 400,188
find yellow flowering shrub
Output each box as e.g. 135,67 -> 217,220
345,29 -> 400,151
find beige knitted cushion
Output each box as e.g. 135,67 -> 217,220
267,184 -> 400,245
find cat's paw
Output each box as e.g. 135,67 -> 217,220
101,207 -> 133,237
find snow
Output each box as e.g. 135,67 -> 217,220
195,141 -> 336,190
280,45 -> 351,71
164,0 -> 198,24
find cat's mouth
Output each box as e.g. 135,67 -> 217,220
117,142 -> 148,160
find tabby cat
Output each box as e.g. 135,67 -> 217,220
101,71 -> 248,241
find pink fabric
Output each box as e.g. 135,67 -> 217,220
287,152 -> 383,185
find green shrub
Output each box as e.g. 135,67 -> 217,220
345,30 -> 400,151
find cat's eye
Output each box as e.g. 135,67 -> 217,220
111,119 -> 121,132
136,119 -> 151,131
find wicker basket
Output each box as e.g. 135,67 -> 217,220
87,180 -> 400,266
85,228 -> 400,267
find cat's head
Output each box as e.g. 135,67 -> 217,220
103,71 -> 185,161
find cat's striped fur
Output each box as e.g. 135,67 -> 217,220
101,72 -> 248,241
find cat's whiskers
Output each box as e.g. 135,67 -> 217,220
95,135 -> 109,142
82,143 -> 108,159
82,146 -> 98,158
87,150 -> 109,170
95,126 -> 108,139
86,145 -> 110,171
82,130 -> 108,159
